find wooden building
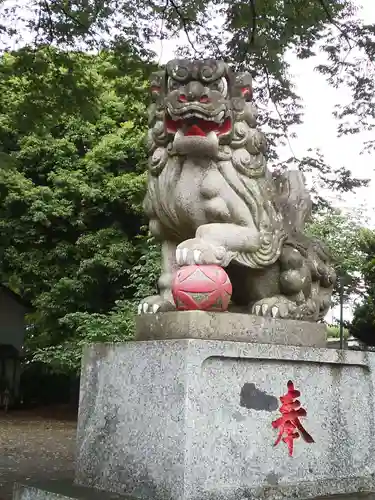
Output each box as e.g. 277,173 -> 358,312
0,286 -> 30,406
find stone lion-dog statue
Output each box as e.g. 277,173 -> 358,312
139,59 -> 336,321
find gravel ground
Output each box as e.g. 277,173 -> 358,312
0,409 -> 77,500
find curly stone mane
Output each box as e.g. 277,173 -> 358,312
144,66 -> 287,269
139,59 -> 336,322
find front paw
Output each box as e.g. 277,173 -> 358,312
138,295 -> 175,315
176,238 -> 234,267
251,295 -> 318,321
251,296 -> 298,320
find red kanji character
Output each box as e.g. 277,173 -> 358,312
272,380 -> 314,456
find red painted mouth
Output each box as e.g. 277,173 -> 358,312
165,116 -> 232,137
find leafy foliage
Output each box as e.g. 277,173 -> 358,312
25,235 -> 161,374
0,0 -> 372,194
306,207 -> 366,305
350,229 -> 375,345
350,299 -> 375,345
1,0 -> 374,367
326,325 -> 349,339
0,46 -> 160,372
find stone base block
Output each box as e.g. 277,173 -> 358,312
135,311 -> 327,347
11,481 -> 375,500
76,340 -> 375,500
13,481 -> 128,500
75,340 -> 375,500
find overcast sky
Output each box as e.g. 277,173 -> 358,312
4,0 -> 373,220
151,1 -> 375,224
6,0 -> 374,223
4,0 -> 374,323
150,1 -> 375,322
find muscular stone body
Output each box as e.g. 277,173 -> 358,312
139,59 -> 336,321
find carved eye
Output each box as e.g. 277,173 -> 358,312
209,77 -> 228,97
167,78 -> 180,91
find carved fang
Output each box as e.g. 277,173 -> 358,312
176,249 -> 183,265
182,248 -> 188,263
193,250 -> 201,264
271,306 -> 278,318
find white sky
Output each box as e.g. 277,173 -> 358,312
3,0 -> 374,323
151,1 -> 375,224
150,1 -> 375,323
5,0 -> 374,227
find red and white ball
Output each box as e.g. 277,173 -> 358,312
172,265 -> 232,312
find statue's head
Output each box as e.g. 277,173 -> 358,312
149,59 -> 253,157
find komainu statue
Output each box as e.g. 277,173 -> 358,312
139,59 -> 336,321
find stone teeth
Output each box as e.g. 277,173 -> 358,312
207,131 -> 219,144
193,250 -> 201,264
184,112 -> 208,120
216,111 -> 225,123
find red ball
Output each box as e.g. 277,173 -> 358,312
172,265 -> 232,312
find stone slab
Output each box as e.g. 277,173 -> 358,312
135,311 -> 327,347
75,340 -> 375,500
13,481 -> 130,500
11,480 -> 375,500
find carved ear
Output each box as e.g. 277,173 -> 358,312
149,71 -> 165,101
232,72 -> 253,101
240,85 -> 253,101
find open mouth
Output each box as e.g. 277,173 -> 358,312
165,111 -> 232,137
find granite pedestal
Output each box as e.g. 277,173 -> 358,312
13,312 -> 375,500
13,481 -> 129,500
135,310 -> 327,347
73,336 -> 375,500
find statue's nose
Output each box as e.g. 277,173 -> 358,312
178,82 -> 210,103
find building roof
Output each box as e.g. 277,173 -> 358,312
0,285 -> 32,310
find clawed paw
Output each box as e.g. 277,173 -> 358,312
176,238 -> 233,267
137,296 -> 175,315
176,246 -> 207,266
251,296 -> 299,320
138,302 -> 162,315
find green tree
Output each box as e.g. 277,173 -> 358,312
326,325 -> 349,339
1,0 -> 374,368
350,229 -> 375,345
0,46 -> 160,372
29,234 -> 161,373
0,1 -> 372,193
306,207 -> 366,306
